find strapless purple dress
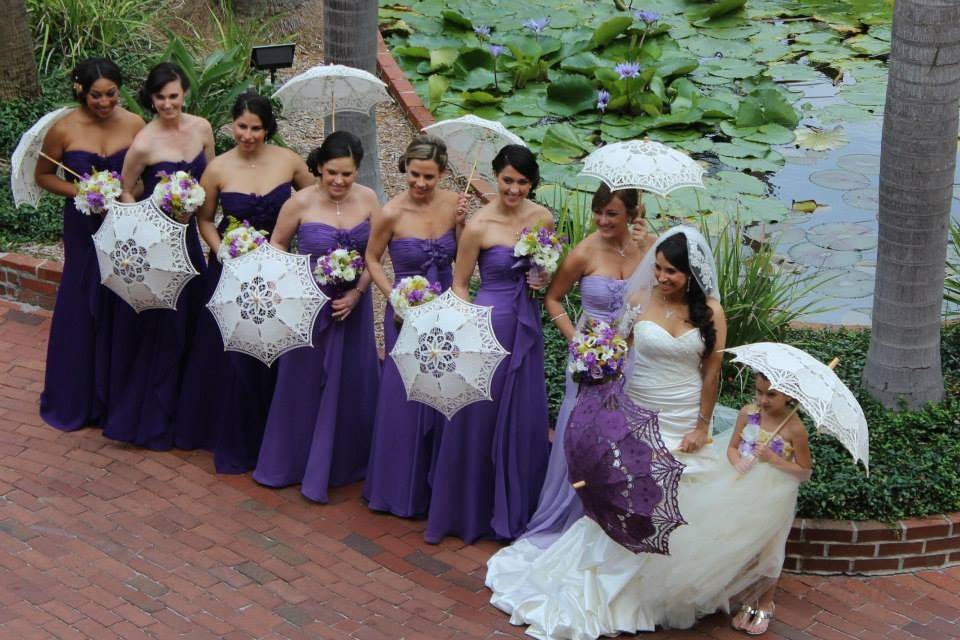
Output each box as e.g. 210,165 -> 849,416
102,152 -> 207,450
424,245 -> 550,544
174,182 -> 293,473
40,149 -> 126,430
520,274 -> 628,548
363,229 -> 457,517
253,220 -> 380,502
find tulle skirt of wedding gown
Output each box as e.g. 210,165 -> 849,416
486,440 -> 800,640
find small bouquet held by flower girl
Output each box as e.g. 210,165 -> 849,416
151,170 -> 205,221
313,247 -> 364,293
513,225 -> 564,276
74,170 -> 122,215
389,275 -> 442,324
217,217 -> 269,262
568,318 -> 629,385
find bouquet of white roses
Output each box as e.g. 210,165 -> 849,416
313,247 -> 364,289
151,170 -> 205,220
389,275 -> 442,322
74,170 -> 122,215
217,217 -> 269,262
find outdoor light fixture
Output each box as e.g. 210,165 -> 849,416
251,44 -> 296,84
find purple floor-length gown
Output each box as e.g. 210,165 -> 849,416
40,149 -> 126,430
174,183 -> 292,473
424,245 -> 550,544
253,220 -> 380,502
363,229 -> 457,517
102,152 -> 207,450
520,275 -> 628,548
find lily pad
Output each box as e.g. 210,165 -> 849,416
780,147 -> 829,165
766,63 -> 827,83
806,222 -> 877,251
713,140 -> 769,158
541,122 -> 595,164
837,153 -> 881,175
842,188 -> 880,210
702,58 -> 764,80
846,34 -> 890,56
807,268 -> 874,299
794,126 -> 849,151
744,123 -> 796,145
681,35 -> 754,59
718,154 -> 784,173
840,83 -> 887,107
789,241 -> 863,268
677,138 -> 715,153
744,221 -> 807,246
715,171 -> 767,196
815,103 -> 876,125
700,25 -> 760,40
809,170 -> 871,191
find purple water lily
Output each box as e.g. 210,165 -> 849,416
615,61 -> 642,79
523,17 -> 550,34
489,44 -> 507,57
597,89 -> 611,112
633,10 -> 660,24
473,24 -> 491,38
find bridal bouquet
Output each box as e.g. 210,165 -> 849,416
313,247 -> 364,290
568,318 -> 629,384
217,217 -> 269,261
151,170 -> 205,220
513,225 -> 565,276
390,275 -> 442,323
74,170 -> 121,215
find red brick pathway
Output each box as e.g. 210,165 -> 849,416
1,298 -> 958,640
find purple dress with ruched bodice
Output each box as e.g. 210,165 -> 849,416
253,219 -> 380,502
102,152 -> 207,449
521,274 -> 628,548
174,182 -> 293,473
40,149 -> 126,430
425,245 -> 550,544
363,229 -> 457,517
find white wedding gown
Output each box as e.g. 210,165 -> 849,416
486,321 -> 801,640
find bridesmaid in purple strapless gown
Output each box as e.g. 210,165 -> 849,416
425,145 -> 553,544
253,131 -> 380,503
521,184 -> 651,548
34,57 -> 145,430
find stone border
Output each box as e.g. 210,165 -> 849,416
0,252 -> 61,310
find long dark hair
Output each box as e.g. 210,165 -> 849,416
657,232 -> 715,358
71,57 -> 123,102
138,62 -> 189,112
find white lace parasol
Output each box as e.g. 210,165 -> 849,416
10,107 -> 74,208
579,139 -> 705,196
389,289 -> 510,419
422,115 -> 527,186
272,64 -> 391,119
92,199 -> 200,312
206,243 -> 329,366
725,342 -> 870,471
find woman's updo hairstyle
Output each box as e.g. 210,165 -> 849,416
591,184 -> 642,221
398,134 -> 448,173
232,91 -> 278,139
492,144 -> 539,194
656,232 -> 716,358
138,62 -> 190,112
71,57 -> 123,102
306,131 -> 364,177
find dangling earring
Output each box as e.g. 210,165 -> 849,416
685,278 -> 691,294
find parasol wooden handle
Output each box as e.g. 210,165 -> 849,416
39,151 -> 84,180
463,154 -> 480,196
572,480 -> 586,489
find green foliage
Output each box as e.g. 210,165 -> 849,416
945,219 -> 960,317
25,0 -> 161,73
0,172 -> 63,249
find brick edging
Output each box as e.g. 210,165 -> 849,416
0,252 -> 62,309
785,512 -> 960,575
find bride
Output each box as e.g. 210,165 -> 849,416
485,226 -> 801,639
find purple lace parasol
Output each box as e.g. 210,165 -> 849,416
564,381 -> 686,554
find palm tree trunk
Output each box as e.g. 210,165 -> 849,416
0,0 -> 40,100
863,0 -> 960,408
322,0 -> 386,203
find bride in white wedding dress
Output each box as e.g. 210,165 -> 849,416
485,227 -> 803,639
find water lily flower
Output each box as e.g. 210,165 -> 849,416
473,24 -> 491,38
523,17 -> 550,34
614,61 -> 642,79
490,44 -> 508,58
597,89 -> 611,112
633,10 -> 660,24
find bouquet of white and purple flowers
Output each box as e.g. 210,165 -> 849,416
513,225 -> 564,276
151,170 -> 205,220
74,169 -> 121,215
389,275 -> 442,323
217,217 -> 269,262
313,247 -> 364,290
568,318 -> 629,384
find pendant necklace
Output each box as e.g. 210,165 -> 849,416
661,293 -> 675,319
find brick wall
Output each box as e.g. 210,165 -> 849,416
0,253 -> 63,310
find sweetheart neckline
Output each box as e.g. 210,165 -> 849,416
636,319 -> 699,340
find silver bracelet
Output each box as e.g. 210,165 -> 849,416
550,311 -> 568,322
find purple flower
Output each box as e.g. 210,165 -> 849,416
473,24 -> 491,38
597,89 -> 610,112
768,438 -> 786,456
490,44 -> 507,58
738,441 -> 755,457
615,61 -> 642,79
747,412 -> 761,425
523,17 -> 550,34
633,10 -> 660,24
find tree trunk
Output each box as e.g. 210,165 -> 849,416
322,0 -> 386,203
0,0 -> 40,101
863,0 -> 960,408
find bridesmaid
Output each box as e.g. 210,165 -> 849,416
253,131 -> 381,503
520,184 -> 652,548
103,62 -> 215,449
363,134 -> 466,517
425,145 -> 552,544
35,57 -> 144,430
174,91 -> 313,472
